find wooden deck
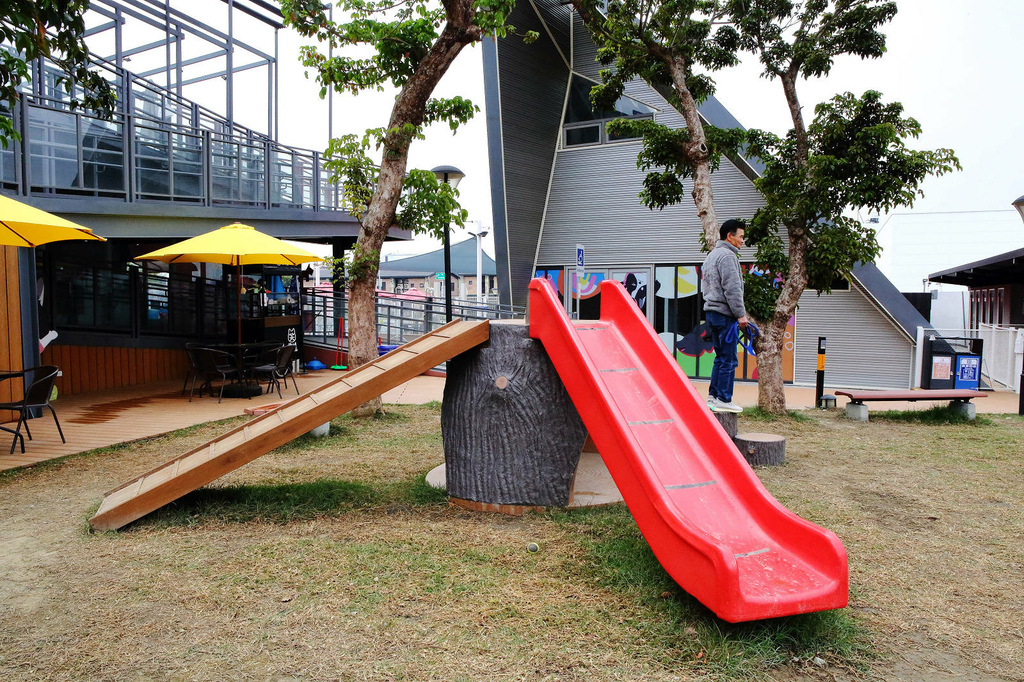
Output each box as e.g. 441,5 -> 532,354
0,369 -> 444,473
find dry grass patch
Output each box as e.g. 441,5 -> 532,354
0,404 -> 1021,681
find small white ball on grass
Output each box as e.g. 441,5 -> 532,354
526,542 -> 540,553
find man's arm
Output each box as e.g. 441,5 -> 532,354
720,258 -> 747,322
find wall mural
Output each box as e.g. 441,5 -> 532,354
535,265 -> 794,383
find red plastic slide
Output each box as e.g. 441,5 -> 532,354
528,278 -> 848,622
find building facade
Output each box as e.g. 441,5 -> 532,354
483,0 -> 927,389
1,1 -> 409,397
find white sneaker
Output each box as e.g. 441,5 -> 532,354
706,396 -> 719,410
714,399 -> 743,413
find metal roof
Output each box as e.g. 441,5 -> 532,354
378,238 -> 497,278
928,246 -> 1024,287
851,262 -> 933,342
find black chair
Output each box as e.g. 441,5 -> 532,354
181,343 -> 202,396
252,344 -> 299,398
0,365 -> 65,455
190,347 -> 241,403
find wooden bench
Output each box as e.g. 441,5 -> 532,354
834,389 -> 987,421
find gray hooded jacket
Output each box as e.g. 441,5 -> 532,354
701,240 -> 746,319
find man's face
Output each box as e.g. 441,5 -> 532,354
726,228 -> 745,248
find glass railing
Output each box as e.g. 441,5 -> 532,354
301,290 -> 525,349
3,53 -> 347,212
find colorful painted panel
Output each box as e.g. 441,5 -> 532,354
655,263 -> 794,383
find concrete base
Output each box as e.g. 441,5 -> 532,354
425,450 -> 623,509
308,422 -> 331,437
846,403 -> 869,421
950,401 -> 977,420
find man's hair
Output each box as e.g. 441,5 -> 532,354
720,219 -> 745,241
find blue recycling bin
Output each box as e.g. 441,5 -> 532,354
378,344 -> 399,356
954,354 -> 981,390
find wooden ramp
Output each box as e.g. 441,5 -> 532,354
89,320 -> 489,531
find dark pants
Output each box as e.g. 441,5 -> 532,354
706,311 -> 738,402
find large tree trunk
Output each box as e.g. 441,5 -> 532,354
757,226 -> 808,413
345,15 -> 480,416
666,55 -> 720,251
756,71 -> 811,414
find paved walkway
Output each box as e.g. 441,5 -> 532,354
1,370 -> 1018,473
0,371 -> 442,473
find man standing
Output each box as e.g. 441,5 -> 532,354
701,219 -> 748,413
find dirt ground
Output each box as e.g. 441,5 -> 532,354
0,407 -> 1021,681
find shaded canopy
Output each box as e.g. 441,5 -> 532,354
379,238 -> 496,278
0,195 -> 106,247
136,223 -> 321,266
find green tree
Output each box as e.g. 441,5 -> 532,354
726,0 -> 960,412
571,0 -> 744,248
1,0 -> 116,145
281,0 -> 526,415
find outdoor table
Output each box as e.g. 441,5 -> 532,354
205,342 -> 272,398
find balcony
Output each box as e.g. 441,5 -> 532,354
0,55 -> 347,214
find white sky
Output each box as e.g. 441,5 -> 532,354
99,0 -> 1024,259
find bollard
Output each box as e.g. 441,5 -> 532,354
815,337 -> 827,408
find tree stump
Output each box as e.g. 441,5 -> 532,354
714,412 -> 738,438
734,432 -> 786,467
441,321 -> 588,509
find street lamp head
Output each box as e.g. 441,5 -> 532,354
1013,195 -> 1024,223
430,165 -> 466,190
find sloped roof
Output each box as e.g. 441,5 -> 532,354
928,246 -> 1024,287
851,262 -> 933,342
378,238 -> 497,278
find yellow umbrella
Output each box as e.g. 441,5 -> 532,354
136,223 -> 322,344
0,194 -> 106,247
135,222 -> 322,266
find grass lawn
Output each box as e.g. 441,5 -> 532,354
0,403 -> 1021,681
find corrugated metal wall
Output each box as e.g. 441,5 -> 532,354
491,1 -> 570,306
571,12 -> 599,78
539,143 -> 764,266
794,283 -> 915,389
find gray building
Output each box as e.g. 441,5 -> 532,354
483,0 -> 926,388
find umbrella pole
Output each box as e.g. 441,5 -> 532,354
237,262 -> 243,346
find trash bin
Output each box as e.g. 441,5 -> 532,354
378,344 -> 399,356
953,354 -> 981,390
923,336 -> 983,389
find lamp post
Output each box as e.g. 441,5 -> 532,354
431,165 -> 465,322
468,224 -> 490,303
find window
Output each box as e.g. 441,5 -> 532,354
562,75 -> 656,147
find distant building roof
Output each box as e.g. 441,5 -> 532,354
928,246 -> 1024,287
379,238 -> 497,278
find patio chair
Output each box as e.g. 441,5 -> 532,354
190,347 -> 241,403
181,343 -> 202,396
252,344 -> 299,399
0,365 -> 65,455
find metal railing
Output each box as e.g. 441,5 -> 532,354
302,290 -> 525,350
1,53 -> 347,212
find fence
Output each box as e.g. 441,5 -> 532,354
302,291 -> 525,350
1,55 -> 347,212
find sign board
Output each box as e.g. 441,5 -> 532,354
436,272 -> 445,280
957,356 -> 980,383
930,356 -> 951,381
575,244 -> 585,273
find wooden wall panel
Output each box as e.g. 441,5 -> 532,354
1,246 -> 24,423
40,345 -> 189,397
